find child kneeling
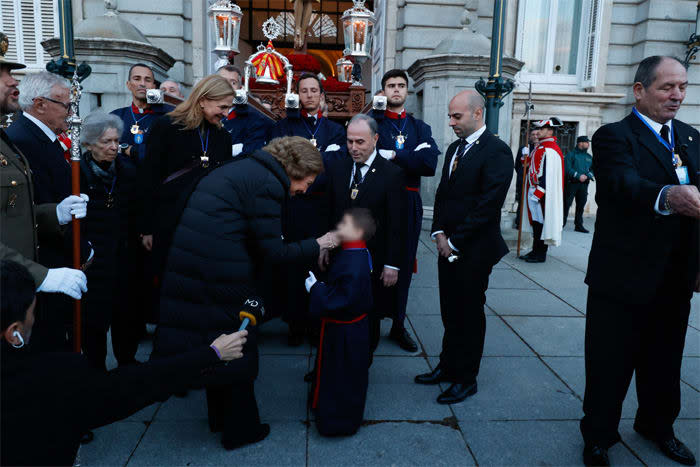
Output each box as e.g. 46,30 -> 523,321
305,208 -> 375,436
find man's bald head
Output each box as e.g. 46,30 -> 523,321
448,90 -> 485,138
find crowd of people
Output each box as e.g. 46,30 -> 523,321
0,27 -> 698,467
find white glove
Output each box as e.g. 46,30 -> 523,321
521,147 -> 530,156
37,268 -> 88,299
232,143 -> 243,157
326,144 -> 341,152
56,194 -> 89,225
305,271 -> 317,293
378,149 -> 394,160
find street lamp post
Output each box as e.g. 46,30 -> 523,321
682,0 -> 700,68
46,0 -> 91,80
475,0 -> 514,135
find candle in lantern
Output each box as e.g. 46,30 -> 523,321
353,21 -> 366,53
216,14 -> 226,46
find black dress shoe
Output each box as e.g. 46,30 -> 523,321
525,255 -> 546,263
575,225 -> 590,233
389,327 -> 418,352
582,445 -> 610,466
519,251 -> 535,260
414,367 -> 449,385
222,423 -> 271,451
437,382 -> 477,404
80,431 -> 94,445
634,424 -> 696,466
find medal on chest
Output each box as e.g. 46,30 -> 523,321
105,193 -> 115,209
310,138 -> 317,148
130,124 -> 140,135
200,153 -> 209,168
351,188 -> 359,200
395,133 -> 405,150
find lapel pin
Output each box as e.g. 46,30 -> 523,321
476,141 -> 480,144
372,168 -> 376,173
689,136 -> 693,141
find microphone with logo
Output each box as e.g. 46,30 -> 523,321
225,297 -> 265,366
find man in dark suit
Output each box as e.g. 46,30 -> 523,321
324,114 -> 403,355
415,90 -> 513,405
581,56 -> 699,467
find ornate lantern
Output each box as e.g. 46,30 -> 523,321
341,0 -> 376,58
336,50 -> 354,83
208,0 -> 243,70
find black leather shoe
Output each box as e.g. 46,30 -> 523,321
389,327 -> 418,352
575,225 -> 590,233
304,370 -> 315,383
414,367 -> 449,385
519,251 -> 535,260
582,445 -> 610,466
525,255 -> 546,263
437,382 -> 477,404
222,423 -> 271,451
634,424 -> 696,466
80,431 -> 94,445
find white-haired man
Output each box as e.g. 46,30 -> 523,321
160,79 -> 184,99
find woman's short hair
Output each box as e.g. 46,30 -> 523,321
168,74 -> 235,130
264,136 -> 324,180
81,112 -> 124,146
1,261 -> 36,331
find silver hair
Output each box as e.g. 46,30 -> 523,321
160,79 -> 182,92
17,71 -> 70,111
348,113 -> 378,136
81,112 -> 124,146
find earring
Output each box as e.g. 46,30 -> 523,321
11,330 -> 25,349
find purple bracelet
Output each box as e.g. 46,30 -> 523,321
210,344 -> 222,359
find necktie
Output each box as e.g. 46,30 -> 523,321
353,162 -> 365,186
450,139 -> 467,176
660,124 -> 670,145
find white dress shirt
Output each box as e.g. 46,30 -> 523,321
349,150 -> 398,271
431,125 -> 487,252
24,112 -> 58,142
634,109 -> 674,215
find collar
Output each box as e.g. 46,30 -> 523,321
360,150 -> 377,168
131,102 -> 153,114
342,240 -> 367,250
301,109 -> 322,120
384,109 -> 406,119
465,124 -> 486,145
23,112 -> 57,142
634,107 -> 672,135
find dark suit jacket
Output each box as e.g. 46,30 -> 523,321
6,113 -> 71,204
325,153 -> 404,269
586,112 -> 699,304
432,129 -> 513,267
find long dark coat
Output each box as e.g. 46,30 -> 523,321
153,150 -> 320,383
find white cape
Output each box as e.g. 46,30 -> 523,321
524,147 -> 563,247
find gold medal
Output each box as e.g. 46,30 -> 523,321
396,134 -> 405,145
351,188 -> 359,200
674,152 -> 683,168
105,193 -> 114,209
130,124 -> 140,135
310,138 -> 317,147
201,154 -> 209,168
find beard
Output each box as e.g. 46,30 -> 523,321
0,94 -> 19,116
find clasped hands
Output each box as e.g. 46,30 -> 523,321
434,232 -> 455,259
316,231 -> 340,272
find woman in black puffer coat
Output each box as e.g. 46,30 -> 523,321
153,136 -> 338,451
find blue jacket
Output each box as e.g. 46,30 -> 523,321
369,109 -> 440,190
222,104 -> 273,156
110,103 -> 174,164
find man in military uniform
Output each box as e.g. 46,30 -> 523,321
0,32 -> 87,299
563,135 -> 593,233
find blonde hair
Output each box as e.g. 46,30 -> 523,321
264,136 -> 324,180
168,75 -> 234,130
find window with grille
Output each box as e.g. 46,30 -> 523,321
0,0 -> 59,70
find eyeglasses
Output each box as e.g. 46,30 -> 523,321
37,96 -> 71,111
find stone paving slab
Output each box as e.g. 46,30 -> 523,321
406,286 -> 440,315
542,357 -> 700,420
486,288 -> 583,316
259,319 -> 312,356
682,357 -> 699,389
129,420 -> 307,466
81,421 -> 146,466
503,316 -> 586,357
411,315 -> 534,357
459,420 -> 642,466
374,319 -> 421,356
547,287 -> 589,314
436,356 -> 581,422
682,325 -> 699,357
488,268 -> 542,290
308,422 -> 475,466
365,356 -> 452,421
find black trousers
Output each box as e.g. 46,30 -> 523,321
580,282 -> 692,448
206,381 -> 263,441
531,221 -> 548,258
369,273 -> 398,359
563,182 -> 588,227
437,256 -> 493,384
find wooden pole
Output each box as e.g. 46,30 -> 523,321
516,82 -> 533,257
70,157 -> 82,353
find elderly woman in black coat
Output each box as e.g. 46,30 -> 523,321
154,136 -> 338,450
79,112 -> 141,370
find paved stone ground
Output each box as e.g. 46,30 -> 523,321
80,222 -> 699,466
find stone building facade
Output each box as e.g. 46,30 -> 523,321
2,0 -> 698,216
